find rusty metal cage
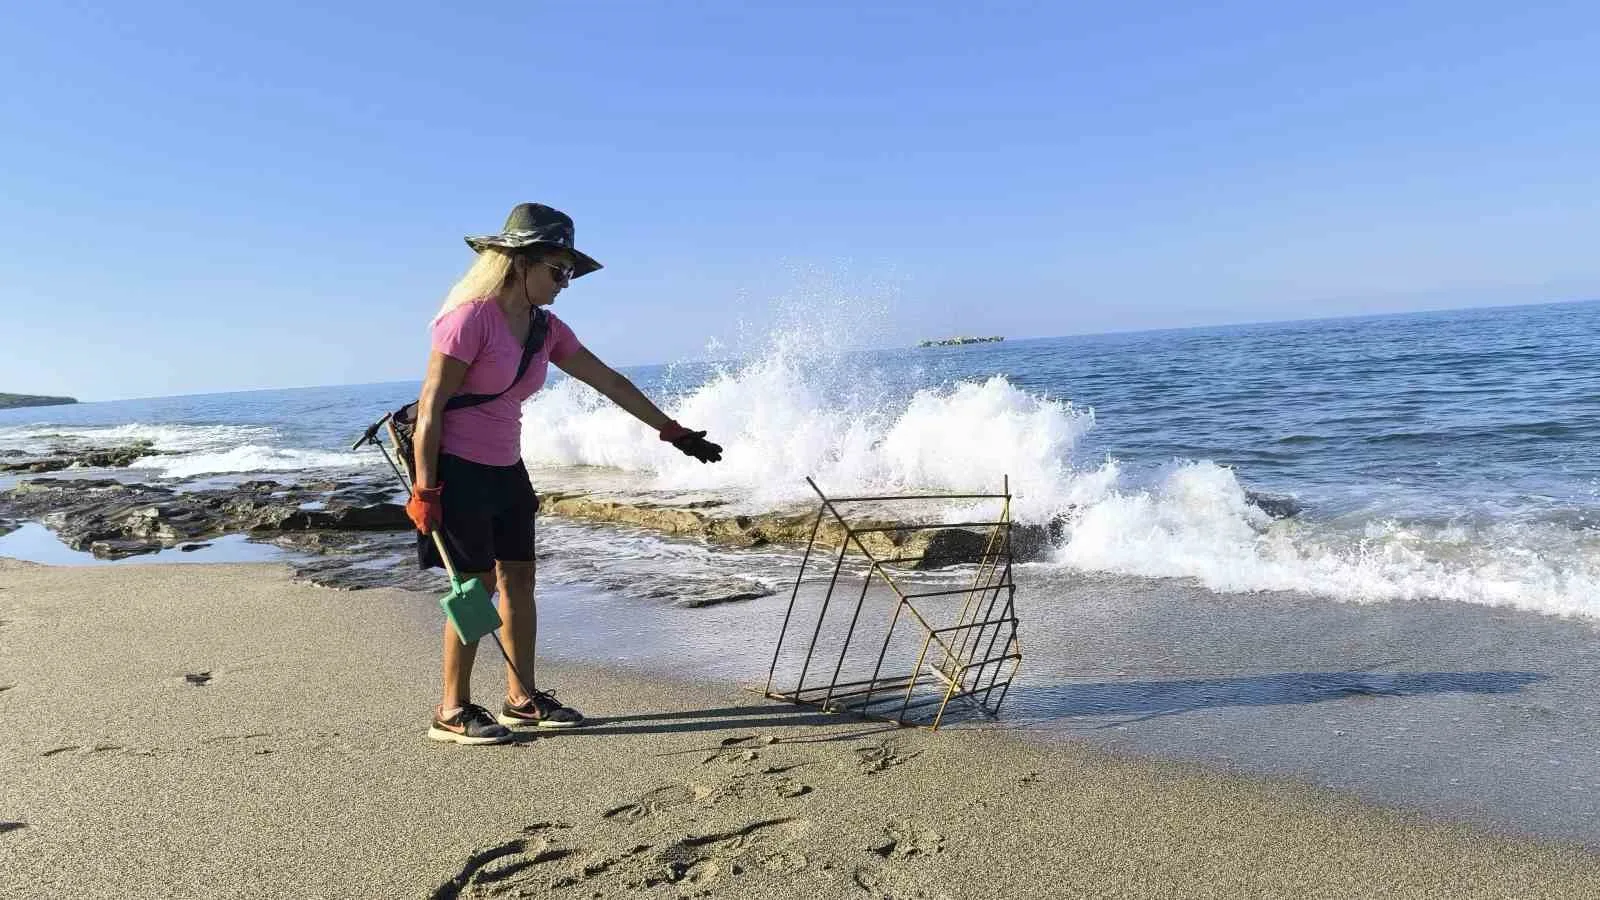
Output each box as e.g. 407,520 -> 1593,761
763,477 -> 1022,730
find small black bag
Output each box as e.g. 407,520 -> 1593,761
358,307 -> 549,484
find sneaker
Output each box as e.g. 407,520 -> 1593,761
498,690 -> 585,729
428,704 -> 512,745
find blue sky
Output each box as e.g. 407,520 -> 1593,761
2,2 -> 1596,399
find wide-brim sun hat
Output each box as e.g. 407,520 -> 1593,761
464,202 -> 603,278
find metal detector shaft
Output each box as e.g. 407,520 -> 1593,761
363,428 -> 538,699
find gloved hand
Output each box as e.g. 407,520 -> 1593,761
659,421 -> 722,463
406,484 -> 444,533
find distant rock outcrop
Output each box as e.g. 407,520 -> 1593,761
0,393 -> 78,410
917,336 -> 1003,348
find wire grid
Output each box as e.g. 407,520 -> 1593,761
763,478 -> 1022,730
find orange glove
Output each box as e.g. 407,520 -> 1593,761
406,484 -> 443,534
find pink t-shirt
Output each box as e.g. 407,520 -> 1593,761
431,300 -> 583,466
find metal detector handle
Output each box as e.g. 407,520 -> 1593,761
350,413 -> 391,451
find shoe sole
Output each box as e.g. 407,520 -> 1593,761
427,726 -> 511,745
497,713 -> 585,729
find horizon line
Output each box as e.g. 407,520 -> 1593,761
16,295 -> 1594,405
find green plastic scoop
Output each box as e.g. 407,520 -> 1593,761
430,533 -> 502,644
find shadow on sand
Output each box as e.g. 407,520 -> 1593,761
509,701 -> 902,744
509,671 -> 1546,742
1003,670 -> 1546,727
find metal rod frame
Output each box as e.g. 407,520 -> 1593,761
763,477 -> 1024,731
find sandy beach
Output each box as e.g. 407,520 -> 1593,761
4,558 -> 1600,899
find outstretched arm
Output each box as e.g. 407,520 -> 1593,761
554,347 -> 723,463
553,347 -> 674,430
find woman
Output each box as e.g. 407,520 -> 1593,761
407,202 -> 723,746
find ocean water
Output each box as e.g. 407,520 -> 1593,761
7,298 -> 1600,843
3,299 -> 1595,616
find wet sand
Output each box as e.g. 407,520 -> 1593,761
4,558 -> 1600,899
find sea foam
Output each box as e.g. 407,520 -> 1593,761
518,309 -> 1600,617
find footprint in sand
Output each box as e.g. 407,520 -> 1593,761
717,771 -> 813,803
648,817 -> 809,889
762,761 -> 810,775
758,848 -> 809,876
700,733 -> 773,766
702,748 -> 762,767
548,844 -> 655,892
774,776 -> 812,798
441,817 -> 815,897
430,825 -> 599,900
853,739 -> 923,775
471,847 -> 581,893
853,863 -> 952,900
869,820 -> 945,859
602,784 -> 712,824
429,837 -> 527,900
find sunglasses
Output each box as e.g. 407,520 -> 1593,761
541,260 -> 575,283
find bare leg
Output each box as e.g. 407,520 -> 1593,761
496,559 -> 537,704
440,570 -> 494,710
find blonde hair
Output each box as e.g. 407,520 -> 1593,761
433,248 -> 517,324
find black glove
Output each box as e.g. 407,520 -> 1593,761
660,423 -> 723,463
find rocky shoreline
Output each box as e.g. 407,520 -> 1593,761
0,442 -> 1303,603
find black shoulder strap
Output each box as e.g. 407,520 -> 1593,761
443,308 -> 550,412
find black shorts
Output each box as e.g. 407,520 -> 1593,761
417,453 -> 539,574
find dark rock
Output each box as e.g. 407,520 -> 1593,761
76,444 -> 161,468
1013,515 -> 1073,560
0,458 -> 71,474
0,475 -> 413,559
671,578 -> 778,608
1245,491 -> 1303,519
913,528 -> 993,570
0,441 -> 160,474
545,492 -> 1027,569
264,531 -> 382,553
281,503 -> 410,532
88,539 -> 160,559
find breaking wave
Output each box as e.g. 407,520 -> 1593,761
1052,460 -> 1600,616
519,306 -> 1600,617
128,445 -> 372,479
